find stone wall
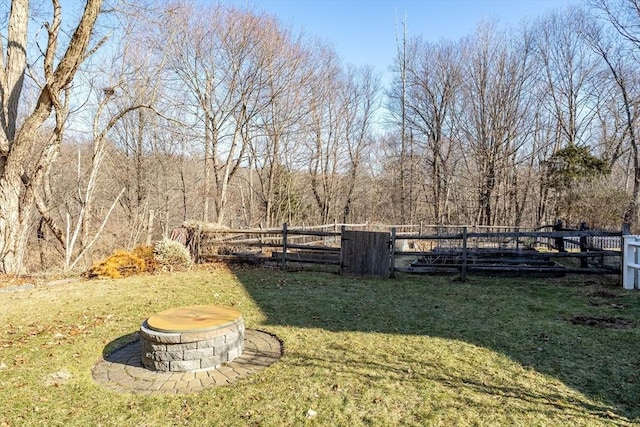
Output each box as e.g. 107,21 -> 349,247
140,318 -> 245,372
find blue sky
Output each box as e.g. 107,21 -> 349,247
242,0 -> 580,80
56,0 -> 579,80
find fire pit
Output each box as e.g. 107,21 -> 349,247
140,305 -> 244,372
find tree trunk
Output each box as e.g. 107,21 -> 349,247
0,0 -> 103,274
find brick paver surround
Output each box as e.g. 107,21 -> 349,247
92,329 -> 282,394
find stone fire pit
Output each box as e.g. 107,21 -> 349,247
140,305 -> 244,372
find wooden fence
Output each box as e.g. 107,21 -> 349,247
173,223 -> 623,278
391,227 -> 622,279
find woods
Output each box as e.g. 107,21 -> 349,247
2,0 -> 640,274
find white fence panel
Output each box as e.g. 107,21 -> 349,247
623,236 -> 640,290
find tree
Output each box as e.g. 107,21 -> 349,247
405,38 -> 461,224
457,23 -> 533,225
0,0 -> 103,274
300,47 -> 379,225
386,19 -> 414,224
533,8 -> 600,148
247,19 -> 311,227
586,0 -> 640,227
161,3 -> 289,226
543,144 -> 610,222
339,65 -> 379,223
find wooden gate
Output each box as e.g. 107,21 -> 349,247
341,230 -> 390,277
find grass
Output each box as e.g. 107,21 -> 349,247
1,264 -> 639,426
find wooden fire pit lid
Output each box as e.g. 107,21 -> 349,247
146,305 -> 242,333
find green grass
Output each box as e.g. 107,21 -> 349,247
1,265 -> 639,426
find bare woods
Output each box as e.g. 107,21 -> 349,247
0,0 -> 638,273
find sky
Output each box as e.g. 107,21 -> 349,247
52,0 -> 580,84
241,0 -> 581,82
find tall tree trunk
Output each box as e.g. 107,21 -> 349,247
0,0 -> 103,274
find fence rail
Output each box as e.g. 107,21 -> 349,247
173,222 -> 625,281
391,227 -> 622,279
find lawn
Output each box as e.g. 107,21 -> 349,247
1,264 -> 638,426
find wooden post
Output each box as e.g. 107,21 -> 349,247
579,222 -> 588,268
194,225 -> 202,264
340,225 -> 346,274
282,223 -> 288,271
461,226 -> 468,282
390,227 -> 397,278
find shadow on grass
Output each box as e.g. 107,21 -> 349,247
233,267 -> 639,421
102,332 -> 139,363
286,350 -> 614,422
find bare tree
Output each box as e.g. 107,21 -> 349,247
405,38 -> 461,224
588,0 -> 640,227
246,19 -> 311,227
306,46 -> 345,224
339,65 -> 379,223
0,0 -> 103,274
457,23 -> 534,226
533,8 -> 600,149
302,46 -> 379,225
160,3 -> 287,226
386,19 -> 415,224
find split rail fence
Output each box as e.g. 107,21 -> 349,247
391,227 -> 622,280
173,223 -> 625,279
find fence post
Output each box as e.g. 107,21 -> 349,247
622,235 -> 640,290
627,237 -> 640,289
282,223 -> 288,271
339,225 -> 346,275
622,223 -> 631,288
195,225 -> 202,264
390,227 -> 397,278
624,236 -> 632,289
461,226 -> 468,282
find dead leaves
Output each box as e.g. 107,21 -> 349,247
12,356 -> 27,367
1,314 -> 116,356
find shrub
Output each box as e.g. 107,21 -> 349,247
154,238 -> 193,271
132,245 -> 160,273
86,240 -> 192,279
86,249 -> 146,279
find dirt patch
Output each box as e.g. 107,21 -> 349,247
570,315 -> 634,329
588,300 -> 625,309
586,290 -> 618,298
